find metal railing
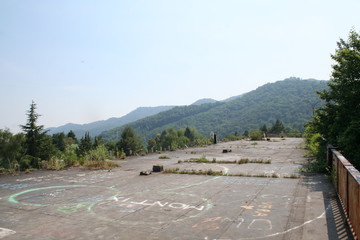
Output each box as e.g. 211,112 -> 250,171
328,145 -> 360,239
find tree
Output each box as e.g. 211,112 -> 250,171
0,129 -> 25,169
311,29 -> 360,169
269,119 -> 285,135
184,127 -> 195,142
78,132 -> 92,156
249,129 -> 263,140
20,101 -> 54,167
67,130 -> 78,144
52,132 -> 66,152
259,124 -> 268,134
117,126 -> 144,156
93,136 -> 103,148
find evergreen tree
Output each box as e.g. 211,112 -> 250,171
184,127 -> 195,142
117,126 -> 144,156
52,132 -> 66,152
269,120 -> 285,134
93,136 -> 103,148
67,130 -> 78,144
20,101 -> 45,158
78,132 -> 92,156
20,101 -> 53,166
260,124 -> 268,134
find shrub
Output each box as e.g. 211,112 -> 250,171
249,130 -> 263,141
84,160 -> 118,170
304,127 -> 327,172
63,144 -> 78,166
42,158 -> 66,170
20,155 -> 40,171
85,145 -> 109,162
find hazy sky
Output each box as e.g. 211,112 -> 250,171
1,0 -> 359,133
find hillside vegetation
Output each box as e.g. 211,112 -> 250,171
100,78 -> 328,141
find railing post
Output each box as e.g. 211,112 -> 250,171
327,144 -> 337,170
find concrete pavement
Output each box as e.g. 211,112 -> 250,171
0,138 -> 354,239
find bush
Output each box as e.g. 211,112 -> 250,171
83,160 -> 118,170
63,144 -> 79,166
85,145 -> 109,162
304,126 -> 327,172
42,158 -> 66,170
249,130 -> 263,141
20,155 -> 40,171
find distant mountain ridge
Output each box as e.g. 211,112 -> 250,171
100,78 -> 328,141
46,106 -> 175,137
191,98 -> 218,105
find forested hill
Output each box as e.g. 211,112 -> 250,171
46,106 -> 175,137
100,78 -> 328,141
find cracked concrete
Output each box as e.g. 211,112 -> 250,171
0,138 -> 354,240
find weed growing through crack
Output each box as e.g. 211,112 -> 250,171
163,168 -> 223,176
179,157 -> 271,165
283,174 -> 300,179
163,168 -> 297,179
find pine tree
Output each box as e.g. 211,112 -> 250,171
269,120 -> 285,134
184,127 -> 195,142
67,130 -> 78,143
78,132 -> 92,156
20,101 -> 54,167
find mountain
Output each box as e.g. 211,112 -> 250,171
99,78 -> 328,141
191,98 -> 218,105
222,94 -> 244,102
46,106 -> 175,138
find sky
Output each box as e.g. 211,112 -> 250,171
1,0 -> 359,133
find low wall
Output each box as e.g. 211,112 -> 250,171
329,146 -> 360,239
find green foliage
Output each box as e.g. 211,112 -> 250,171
83,160 -> 118,170
117,126 -> 144,156
259,124 -> 268,134
223,134 -> 241,142
163,168 -> 224,176
85,144 -> 109,162
184,127 -> 195,141
249,130 -> 263,141
269,119 -> 285,134
21,101 -> 55,165
243,130 -> 249,137
147,127 -> 207,151
338,120 -> 360,167
63,144 -> 79,166
0,129 -> 24,169
41,158 -> 66,170
287,129 -> 302,137
304,121 -> 329,172
67,130 -> 78,143
78,132 -> 92,156
52,132 -> 66,152
309,29 -> 360,169
100,78 -> 327,142
20,155 -> 40,171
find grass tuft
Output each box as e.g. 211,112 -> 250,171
84,160 -> 119,170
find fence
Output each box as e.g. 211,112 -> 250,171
328,145 -> 360,239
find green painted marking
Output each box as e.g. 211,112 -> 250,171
8,185 -> 120,213
8,185 -> 88,206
